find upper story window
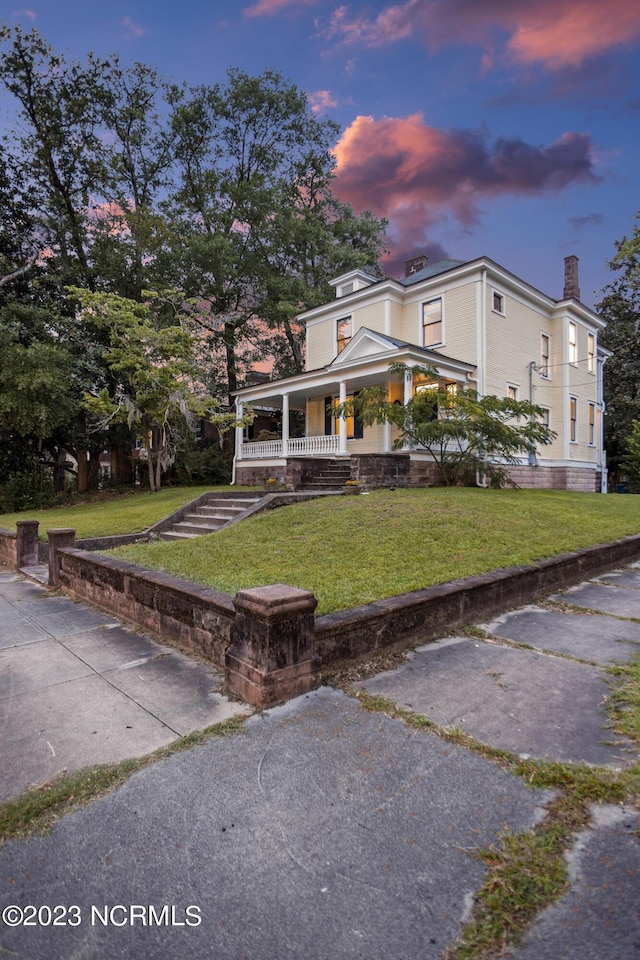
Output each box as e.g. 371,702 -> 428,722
568,322 -> 578,364
422,298 -> 443,347
492,291 -> 505,314
588,403 -> 595,444
336,316 -> 352,355
587,333 -> 595,373
507,384 -> 518,401
540,333 -> 550,377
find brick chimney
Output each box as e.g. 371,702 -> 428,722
405,254 -> 429,278
563,255 -> 580,300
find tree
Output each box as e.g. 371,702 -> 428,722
71,289 -> 251,491
339,363 -> 555,487
598,213 -> 640,480
167,69 -> 386,400
621,420 -> 640,489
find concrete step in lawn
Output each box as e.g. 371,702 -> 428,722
159,495 -> 261,541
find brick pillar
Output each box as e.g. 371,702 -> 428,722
47,528 -> 76,588
225,583 -> 320,708
16,520 -> 39,568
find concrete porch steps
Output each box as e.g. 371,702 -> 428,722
159,495 -> 261,541
301,460 -> 352,491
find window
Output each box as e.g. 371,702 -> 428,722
336,316 -> 352,355
333,394 -> 363,439
540,407 -> 550,430
588,403 -> 595,445
540,334 -> 550,377
422,299 -> 443,347
492,291 -> 505,314
414,381 -> 439,421
568,322 -> 577,364
507,384 -> 518,401
587,333 -> 595,373
570,396 -> 577,442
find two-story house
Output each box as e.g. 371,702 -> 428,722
232,254 -> 608,492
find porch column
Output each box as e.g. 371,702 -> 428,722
282,393 -> 290,458
235,400 -> 244,461
402,370 -> 413,451
338,380 -> 348,455
383,421 -> 392,453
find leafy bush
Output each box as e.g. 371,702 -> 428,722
164,443 -> 232,487
0,470 -> 57,513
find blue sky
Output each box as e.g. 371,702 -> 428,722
3,0 -> 640,307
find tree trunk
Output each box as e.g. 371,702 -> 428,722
88,450 -> 101,491
52,447 -> 68,492
224,321 -> 238,406
77,448 -> 89,494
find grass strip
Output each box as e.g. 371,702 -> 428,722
0,715 -> 247,848
606,655 -> 640,746
0,486 -> 230,540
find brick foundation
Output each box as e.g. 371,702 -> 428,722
505,465 -> 599,492
235,463 -> 287,488
350,453 -> 411,489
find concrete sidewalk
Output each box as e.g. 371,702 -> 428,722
0,562 -> 639,959
0,568 -> 249,801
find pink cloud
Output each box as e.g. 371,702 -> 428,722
122,16 -> 145,37
12,8 -> 36,19
333,113 -> 599,253
323,0 -> 640,70
243,0 -> 317,18
308,89 -> 338,114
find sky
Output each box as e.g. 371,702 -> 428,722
3,0 -> 640,308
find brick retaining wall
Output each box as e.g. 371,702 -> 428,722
314,534 -> 640,663
56,545 -> 235,665
0,521 -> 39,569
45,527 -> 640,707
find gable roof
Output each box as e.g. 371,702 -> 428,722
329,326 -> 473,374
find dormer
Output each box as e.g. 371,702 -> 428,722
329,269 -> 379,299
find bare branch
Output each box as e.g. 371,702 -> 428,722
0,252 -> 39,287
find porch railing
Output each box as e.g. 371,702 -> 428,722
241,435 -> 341,459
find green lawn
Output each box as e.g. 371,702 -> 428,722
111,488 -> 640,615
0,486 -> 230,540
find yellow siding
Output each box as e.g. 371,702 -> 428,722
352,302 -> 386,336
305,318 -> 336,370
306,398 -> 324,436
396,281 -> 477,362
485,292 -> 547,399
388,300 -> 403,338
438,282 -> 477,365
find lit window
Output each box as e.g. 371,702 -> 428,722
540,334 -> 550,377
336,317 -> 351,354
587,333 -> 595,373
333,394 -> 363,439
588,403 -> 595,445
569,322 -> 577,364
570,396 -> 577,442
492,291 -> 505,314
422,299 -> 443,347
